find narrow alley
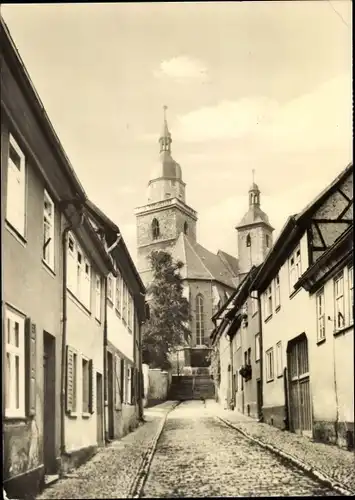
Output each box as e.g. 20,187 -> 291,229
140,401 -> 338,498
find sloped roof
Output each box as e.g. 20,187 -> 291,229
217,250 -> 239,277
172,232 -> 238,289
236,205 -> 274,229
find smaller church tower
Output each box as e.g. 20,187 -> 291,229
236,172 -> 274,278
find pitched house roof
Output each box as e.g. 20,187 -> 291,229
172,232 -> 239,289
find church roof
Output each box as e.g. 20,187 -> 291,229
217,250 -> 239,277
172,232 -> 238,289
150,151 -> 182,181
236,205 -> 274,230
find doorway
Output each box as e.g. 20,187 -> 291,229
96,372 -> 104,446
107,351 -> 114,440
256,379 -> 262,420
43,331 -> 56,474
287,334 -> 312,437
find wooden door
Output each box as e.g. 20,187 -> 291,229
96,373 -> 104,446
256,379 -> 262,419
288,336 -> 312,436
43,332 -> 56,474
107,352 -> 114,440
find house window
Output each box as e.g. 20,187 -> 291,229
236,331 -> 241,350
95,274 -> 101,320
247,347 -> 251,365
43,190 -> 55,269
152,218 -> 160,240
242,301 -> 248,327
83,260 -> 91,310
289,245 -> 301,290
6,134 -> 26,237
255,333 -> 260,361
127,293 -> 133,332
276,341 -> 283,377
107,275 -> 113,302
265,285 -> 273,318
275,274 -> 281,309
316,288 -> 325,341
82,358 -> 89,413
349,266 -> 353,324
334,273 -> 345,329
123,282 -> 129,324
127,366 -> 132,404
266,348 -> 274,382
115,272 -> 122,315
266,234 -> 270,248
251,292 -> 258,316
246,233 -> 251,248
5,308 -> 25,417
72,352 -> 78,412
196,294 -> 205,345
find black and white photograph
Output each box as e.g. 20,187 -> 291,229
1,1 -> 353,499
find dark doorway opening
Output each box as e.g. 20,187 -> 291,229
43,331 -> 56,474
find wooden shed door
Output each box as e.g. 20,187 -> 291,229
288,336 -> 312,437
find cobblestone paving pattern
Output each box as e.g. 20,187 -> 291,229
141,401 -> 339,498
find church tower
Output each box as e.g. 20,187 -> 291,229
135,107 -> 198,287
236,173 -> 274,279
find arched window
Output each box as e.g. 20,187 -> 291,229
196,294 -> 205,345
246,233 -> 251,248
266,234 -> 270,248
254,194 -> 259,204
184,221 -> 188,235
152,218 -> 160,240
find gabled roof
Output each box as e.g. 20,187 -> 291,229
172,232 -> 238,289
251,163 -> 353,293
85,199 -> 146,295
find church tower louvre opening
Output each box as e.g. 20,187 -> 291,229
135,106 -> 198,287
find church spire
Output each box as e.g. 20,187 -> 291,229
159,105 -> 172,153
249,169 -> 260,207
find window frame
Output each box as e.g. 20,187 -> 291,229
82,357 -> 90,414
265,285 -> 273,319
349,266 -> 353,325
115,271 -> 122,316
255,333 -> 260,362
334,272 -> 345,330
43,189 -> 55,270
5,307 -> 26,418
316,288 -> 325,342
6,133 -> 27,238
276,341 -> 283,377
275,274 -> 281,310
95,274 -> 102,320
196,294 -> 205,345
289,245 -> 302,291
265,347 -> 274,382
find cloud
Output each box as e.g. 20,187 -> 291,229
173,73 -> 352,153
154,55 -> 208,82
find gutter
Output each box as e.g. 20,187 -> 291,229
60,214 -> 84,462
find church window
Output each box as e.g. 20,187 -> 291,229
246,233 -> 251,247
196,294 -> 205,345
266,234 -> 270,248
184,221 -> 188,235
152,218 -> 160,240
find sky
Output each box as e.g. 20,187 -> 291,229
2,1 -> 352,265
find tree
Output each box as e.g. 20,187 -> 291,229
142,250 -> 191,370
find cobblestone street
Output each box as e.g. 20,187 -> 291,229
141,401 -> 339,498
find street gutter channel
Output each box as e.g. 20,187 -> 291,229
128,401 -> 181,499
217,415 -> 354,497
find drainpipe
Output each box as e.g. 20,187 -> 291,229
103,277 -> 109,443
229,334 -> 234,410
257,294 -> 264,421
60,214 -> 84,461
138,292 -> 145,421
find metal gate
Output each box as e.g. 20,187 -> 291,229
288,335 -> 312,436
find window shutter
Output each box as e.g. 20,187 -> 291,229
114,355 -> 121,410
66,346 -> 74,413
25,318 -> 36,417
131,368 -> 135,405
120,359 -> 125,403
88,359 -> 94,414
